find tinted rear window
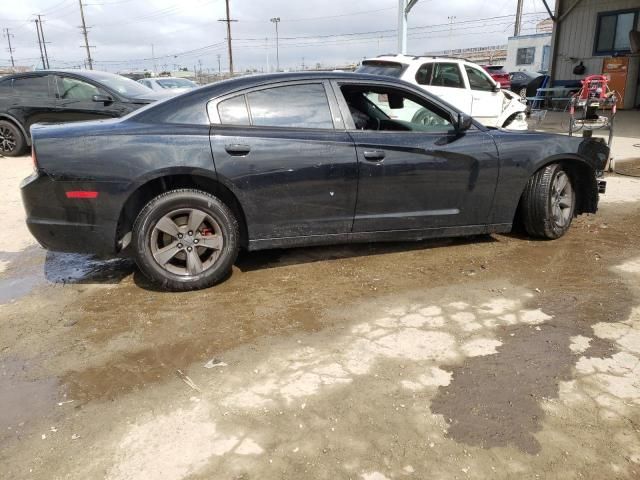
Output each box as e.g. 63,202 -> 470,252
357,61 -> 408,78
247,84 -> 334,129
6,76 -> 49,97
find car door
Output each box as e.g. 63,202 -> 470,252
5,74 -> 58,131
464,64 -> 502,126
333,81 -> 499,232
54,74 -> 128,122
415,62 -> 472,115
208,81 -> 359,240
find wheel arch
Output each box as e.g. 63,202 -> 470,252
116,170 -> 248,251
0,113 -> 30,146
513,155 -> 598,226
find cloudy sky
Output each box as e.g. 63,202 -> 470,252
1,0 -> 555,72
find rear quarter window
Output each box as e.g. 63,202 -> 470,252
357,61 -> 408,78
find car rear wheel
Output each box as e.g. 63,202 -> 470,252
0,120 -> 26,157
521,163 -> 576,239
132,189 -> 239,291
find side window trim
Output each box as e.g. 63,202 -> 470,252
208,80 -> 339,130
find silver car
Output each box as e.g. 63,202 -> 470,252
137,77 -> 198,95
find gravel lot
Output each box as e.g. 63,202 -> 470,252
1,153 -> 640,479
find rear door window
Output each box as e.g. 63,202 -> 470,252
9,75 -> 50,97
217,95 -> 250,125
246,84 -> 334,129
431,63 -> 465,89
415,63 -> 434,85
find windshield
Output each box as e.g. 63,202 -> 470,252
87,72 -> 154,97
356,61 -> 408,78
156,78 -> 197,89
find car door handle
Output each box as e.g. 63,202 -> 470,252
225,144 -> 251,156
363,150 -> 386,162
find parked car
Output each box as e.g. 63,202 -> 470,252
22,72 -> 608,290
357,55 -> 527,130
137,77 -> 198,95
0,70 -> 167,157
509,71 -> 541,97
482,65 -> 511,90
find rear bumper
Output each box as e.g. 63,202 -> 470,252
20,171 -> 121,255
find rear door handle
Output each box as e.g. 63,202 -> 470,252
225,144 -> 251,156
363,150 -> 386,162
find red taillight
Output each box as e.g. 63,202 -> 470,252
65,191 -> 99,199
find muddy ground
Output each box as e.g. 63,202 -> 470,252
1,155 -> 640,480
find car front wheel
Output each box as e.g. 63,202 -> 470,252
132,189 -> 239,291
0,120 -> 26,157
521,164 -> 576,239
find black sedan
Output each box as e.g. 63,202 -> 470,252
0,69 -> 167,156
21,72 -> 608,290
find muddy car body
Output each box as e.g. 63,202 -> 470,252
21,72 -> 609,290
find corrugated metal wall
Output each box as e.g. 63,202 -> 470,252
554,0 -> 640,80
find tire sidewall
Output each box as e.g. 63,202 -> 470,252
545,165 -> 576,238
0,121 -> 26,157
133,190 -> 238,290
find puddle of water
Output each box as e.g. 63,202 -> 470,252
0,357 -> 59,439
0,248 -> 133,304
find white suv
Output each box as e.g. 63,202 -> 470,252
357,55 -> 528,130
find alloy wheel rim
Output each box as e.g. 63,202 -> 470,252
0,126 -> 16,153
150,208 -> 224,276
551,171 -> 573,228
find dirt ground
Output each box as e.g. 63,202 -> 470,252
1,153 -> 640,480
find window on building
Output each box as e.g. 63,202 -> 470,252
516,47 -> 535,65
595,9 -> 638,55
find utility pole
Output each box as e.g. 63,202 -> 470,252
397,0 -> 419,54
218,0 -> 236,75
151,44 -> 157,74
78,0 -> 93,70
216,53 -> 221,75
36,15 -> 50,68
270,17 -> 280,71
514,0 -> 524,36
34,20 -> 46,69
448,16 -> 456,55
3,28 -> 15,68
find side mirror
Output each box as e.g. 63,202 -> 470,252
492,83 -> 501,93
455,113 -> 473,132
92,94 -> 113,105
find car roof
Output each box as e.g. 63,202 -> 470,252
1,69 -> 127,81
198,71 -> 416,91
364,54 -> 475,65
